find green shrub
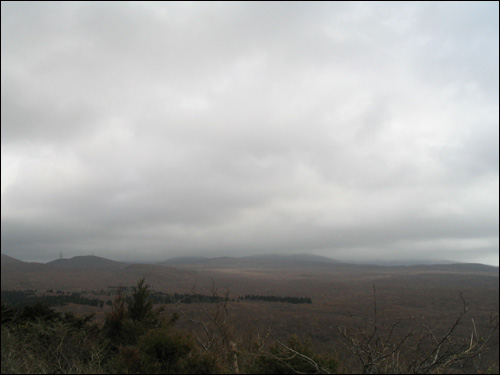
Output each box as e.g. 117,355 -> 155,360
139,328 -> 193,373
105,345 -> 144,374
1,311 -> 106,374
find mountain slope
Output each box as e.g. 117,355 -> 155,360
1,253 -> 24,264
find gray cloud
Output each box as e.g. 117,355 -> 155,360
1,2 -> 498,265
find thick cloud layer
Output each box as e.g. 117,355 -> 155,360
2,2 -> 498,265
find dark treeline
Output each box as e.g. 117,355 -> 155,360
240,294 -> 312,304
1,290 -> 104,308
1,290 -> 312,307
149,292 -> 312,304
149,292 -> 227,304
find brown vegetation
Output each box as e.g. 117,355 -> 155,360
1,254 -> 498,373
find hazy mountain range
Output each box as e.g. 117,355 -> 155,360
2,252 -> 498,271
2,252 -> 498,292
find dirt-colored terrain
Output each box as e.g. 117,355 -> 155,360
2,253 -> 499,371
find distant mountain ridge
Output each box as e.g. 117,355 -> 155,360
46,255 -> 129,269
1,252 -> 498,292
159,253 -> 341,268
247,253 -> 340,263
157,254 -> 500,274
406,263 -> 499,273
1,253 -> 198,291
2,253 -> 498,271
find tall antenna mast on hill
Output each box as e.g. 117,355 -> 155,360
60,251 -> 63,259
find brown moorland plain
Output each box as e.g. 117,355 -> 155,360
1,253 -> 499,372
154,258 -> 499,371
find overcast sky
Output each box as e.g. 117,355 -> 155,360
2,2 -> 498,265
